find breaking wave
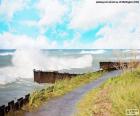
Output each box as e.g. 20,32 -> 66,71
123,49 -> 140,53
0,52 -> 14,56
80,50 -> 106,54
0,49 -> 93,84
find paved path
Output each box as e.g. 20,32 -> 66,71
25,70 -> 122,116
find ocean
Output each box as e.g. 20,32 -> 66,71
0,49 -> 140,105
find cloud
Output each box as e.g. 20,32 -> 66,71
91,31 -> 140,49
90,4 -> 140,49
91,23 -> 140,49
0,0 -> 140,49
68,0 -> 140,49
0,0 -> 27,20
0,32 -> 58,49
21,20 -> 38,27
36,0 -> 67,27
70,0 -> 139,29
63,32 -> 82,49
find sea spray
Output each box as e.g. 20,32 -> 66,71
80,50 -> 106,54
0,49 -> 93,84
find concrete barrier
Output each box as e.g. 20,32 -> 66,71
34,70 -> 83,83
100,61 -> 140,70
14,102 -> 20,111
0,105 -> 5,116
0,94 -> 30,116
24,94 -> 30,104
8,100 -> 14,110
5,106 -> 10,113
17,97 -> 24,108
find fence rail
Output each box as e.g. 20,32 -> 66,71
0,94 -> 30,116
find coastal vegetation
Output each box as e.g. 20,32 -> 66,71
16,71 -> 103,113
7,71 -> 103,116
75,68 -> 140,116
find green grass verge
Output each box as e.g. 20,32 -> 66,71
76,69 -> 140,116
25,71 -> 103,112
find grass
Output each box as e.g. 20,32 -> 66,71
7,71 -> 103,116
24,71 -> 103,112
76,68 -> 140,116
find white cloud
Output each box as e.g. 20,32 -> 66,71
90,5 -> 140,49
70,0 -> 139,29
0,0 -> 140,49
36,0 -> 67,27
0,32 -> 58,49
91,24 -> 140,49
63,32 -> 91,49
63,32 -> 82,49
69,0 -> 140,49
21,20 -> 38,27
0,0 -> 27,20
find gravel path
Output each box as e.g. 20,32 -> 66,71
25,70 -> 122,116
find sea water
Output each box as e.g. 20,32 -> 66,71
0,49 -> 140,105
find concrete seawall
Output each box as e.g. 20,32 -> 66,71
26,70 -> 122,116
34,70 -> 83,83
1,61 -> 139,115
100,61 -> 140,70
34,61 -> 140,84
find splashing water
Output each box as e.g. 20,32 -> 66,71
0,49 -> 93,84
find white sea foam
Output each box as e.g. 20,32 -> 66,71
0,52 -> 14,56
0,49 -> 93,84
0,74 -> 17,85
80,50 -> 106,54
123,49 -> 140,53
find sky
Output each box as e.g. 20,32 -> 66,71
0,0 -> 140,49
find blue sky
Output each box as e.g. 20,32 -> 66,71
0,0 -> 139,49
